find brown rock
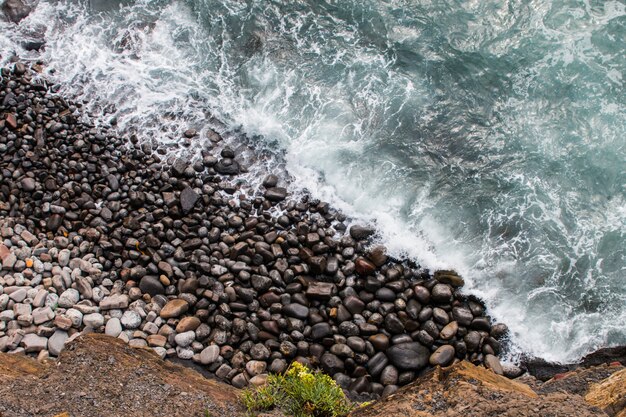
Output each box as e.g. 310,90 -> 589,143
160,299 -> 189,319
355,257 -> 376,276
484,354 -> 504,375
4,113 -> 17,129
349,361 -> 611,417
306,282 -> 337,300
367,246 -> 388,267
584,367 -> 626,416
147,334 -> 167,347
176,316 -> 201,333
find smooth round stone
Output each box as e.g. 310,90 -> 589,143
490,323 -> 509,339
465,331 -> 482,352
452,306 -> 474,326
174,331 -> 196,347
367,246 -> 388,267
432,307 -> 450,325
413,286 -> 430,304
347,336 -> 366,353
231,373 -> 248,388
375,287 -> 396,302
330,343 -> 354,358
250,374 -> 268,386
368,334 -> 390,351
311,322 -> 332,340
431,284 -> 452,303
200,345 -> 220,365
366,352 -> 389,377
250,343 -> 270,360
245,360 -> 267,376
176,346 -> 194,360
176,316 -> 201,333
386,342 -> 430,371
355,257 -> 376,276
83,313 -> 104,328
440,321 -> 459,340
160,299 -> 189,319
384,314 -> 405,334
429,345 -> 455,367
343,295 -> 365,315
320,353 -> 344,375
382,385 -> 398,397
484,354 -> 504,375
471,317 -> 491,332
58,289 -> 80,308
120,311 -> 141,329
105,317 -> 123,337
380,365 -> 399,386
139,275 -> 165,296
282,303 -> 309,320
268,358 -> 288,373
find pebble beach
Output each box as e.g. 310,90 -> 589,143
0,61 -> 512,400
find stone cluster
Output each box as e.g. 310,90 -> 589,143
0,63 -> 508,399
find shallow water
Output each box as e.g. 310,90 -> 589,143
1,0 -> 624,362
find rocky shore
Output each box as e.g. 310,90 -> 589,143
0,62 -> 513,399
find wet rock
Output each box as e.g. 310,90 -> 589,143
139,275 -> 165,296
431,283 -> 452,303
434,270 -> 465,287
265,187 -> 287,202
355,257 -> 376,276
320,353 -> 344,375
484,354 -> 504,375
350,225 -> 375,240
429,345 -> 455,367
386,342 -> 430,371
282,303 -> 309,320
180,186 -> 199,213
2,0 -> 32,23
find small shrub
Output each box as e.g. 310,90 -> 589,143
241,362 -> 354,417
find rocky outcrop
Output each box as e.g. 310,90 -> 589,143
0,333 -> 244,417
2,0 -> 34,23
350,361 -> 625,417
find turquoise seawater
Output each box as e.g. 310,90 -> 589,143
1,0 -> 624,362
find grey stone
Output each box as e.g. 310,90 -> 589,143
48,330 -> 69,356
174,331 -> 195,347
83,313 -> 105,328
180,187 -> 199,213
105,317 -> 123,337
386,342 -> 430,371
100,294 -> 130,310
21,333 -> 48,353
58,289 -> 80,308
200,345 -> 220,365
8,288 -> 27,302
120,310 -> 141,329
32,306 -> 55,325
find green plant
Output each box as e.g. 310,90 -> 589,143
241,362 -> 354,417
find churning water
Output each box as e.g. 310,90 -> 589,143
1,0 -> 624,362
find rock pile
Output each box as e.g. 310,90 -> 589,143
0,63 -> 508,399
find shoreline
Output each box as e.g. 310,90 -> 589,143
0,61 -> 516,398
1,57 -> 624,399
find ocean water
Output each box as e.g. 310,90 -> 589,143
1,0 -> 624,363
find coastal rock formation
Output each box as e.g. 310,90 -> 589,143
350,361 -> 625,417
